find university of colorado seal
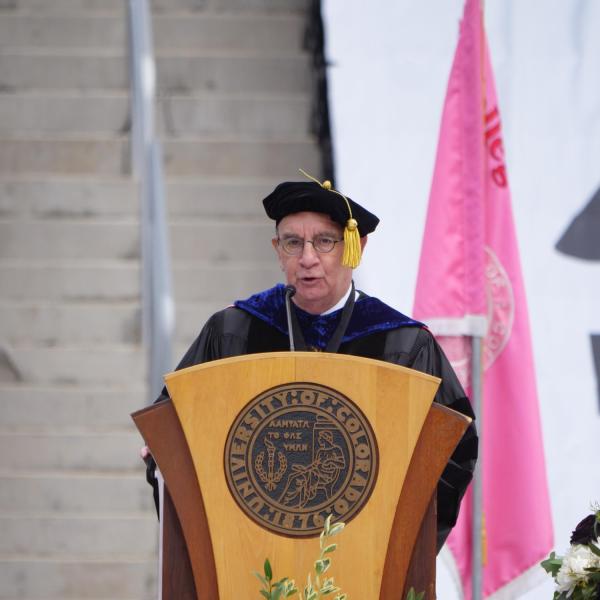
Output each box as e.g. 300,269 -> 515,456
224,383 -> 379,537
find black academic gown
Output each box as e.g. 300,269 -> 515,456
152,285 -> 478,550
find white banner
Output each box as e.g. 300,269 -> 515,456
323,1 -> 600,598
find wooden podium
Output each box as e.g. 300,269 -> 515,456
132,352 -> 470,599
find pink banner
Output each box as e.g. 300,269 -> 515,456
413,0 -> 553,597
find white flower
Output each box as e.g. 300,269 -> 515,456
555,545 -> 599,596
567,544 -> 597,574
555,564 -> 576,596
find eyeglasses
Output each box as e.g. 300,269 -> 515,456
278,235 -> 343,255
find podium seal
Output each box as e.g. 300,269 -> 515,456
224,382 -> 379,537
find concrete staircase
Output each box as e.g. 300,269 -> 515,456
0,0 -> 320,597
153,0 -> 320,353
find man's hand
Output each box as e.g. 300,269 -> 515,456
140,445 -> 152,466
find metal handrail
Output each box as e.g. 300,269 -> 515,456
127,0 -> 174,402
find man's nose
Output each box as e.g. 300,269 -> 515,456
298,241 -> 320,266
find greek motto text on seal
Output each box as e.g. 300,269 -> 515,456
224,383 -> 379,537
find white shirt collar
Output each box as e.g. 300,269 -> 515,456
321,283 -> 354,315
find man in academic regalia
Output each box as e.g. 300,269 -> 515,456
147,175 -> 478,550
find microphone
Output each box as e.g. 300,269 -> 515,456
284,285 -> 296,351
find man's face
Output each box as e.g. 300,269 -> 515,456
272,211 -> 365,314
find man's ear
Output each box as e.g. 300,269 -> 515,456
360,236 -> 368,251
272,238 -> 285,271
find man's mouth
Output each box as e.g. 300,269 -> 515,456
298,276 -> 321,285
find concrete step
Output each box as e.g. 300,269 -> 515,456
0,137 -> 129,176
0,295 -> 295,349
0,0 -> 308,13
164,177 -> 278,217
173,262 -> 279,301
0,177 -> 138,219
0,177 -> 286,220
0,51 -> 308,93
0,472 -> 153,513
0,91 -> 310,137
0,260 -> 140,303
0,93 -> 130,136
0,220 -> 139,260
156,53 -> 310,95
0,0 -> 124,13
161,138 -> 319,177
0,137 -> 317,177
0,303 -> 140,346
0,558 -> 156,600
207,0 -> 308,11
154,13 -> 304,52
0,259 -> 277,304
0,515 -> 156,557
0,51 -> 128,92
0,385 -> 147,429
0,430 -> 145,470
157,93 -> 310,138
1,346 -> 145,386
169,219 -> 276,262
0,15 -> 126,48
0,219 -> 277,261
0,14 -> 304,52
0,299 -> 305,347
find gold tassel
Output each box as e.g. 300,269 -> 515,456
298,169 -> 362,268
343,218 -> 361,268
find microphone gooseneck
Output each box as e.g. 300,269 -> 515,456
284,285 -> 296,351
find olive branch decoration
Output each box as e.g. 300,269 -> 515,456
254,514 -> 345,600
254,514 -> 425,600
